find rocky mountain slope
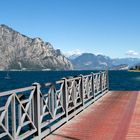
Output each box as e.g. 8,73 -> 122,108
0,24 -> 73,70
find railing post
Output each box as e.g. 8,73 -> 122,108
80,75 -> 84,108
91,73 -> 95,100
62,78 -> 68,122
106,70 -> 109,91
32,83 -> 41,140
49,84 -> 55,117
100,71 -> 103,94
11,94 -> 16,139
74,79 -> 76,110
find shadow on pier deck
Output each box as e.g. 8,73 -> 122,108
45,91 -> 140,140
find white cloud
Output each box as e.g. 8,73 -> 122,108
125,50 -> 139,57
63,49 -> 83,57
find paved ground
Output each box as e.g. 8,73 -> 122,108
45,91 -> 140,140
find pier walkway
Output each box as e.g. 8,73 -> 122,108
1,71 -> 140,140
46,91 -> 140,140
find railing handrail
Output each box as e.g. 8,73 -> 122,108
0,86 -> 35,96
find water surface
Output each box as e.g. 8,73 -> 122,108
0,70 -> 140,92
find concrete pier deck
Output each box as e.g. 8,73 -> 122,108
45,91 -> 140,140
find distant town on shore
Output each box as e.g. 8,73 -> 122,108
129,65 -> 140,72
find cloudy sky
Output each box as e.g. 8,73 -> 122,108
0,0 -> 140,58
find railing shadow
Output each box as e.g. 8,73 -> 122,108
51,133 -> 80,140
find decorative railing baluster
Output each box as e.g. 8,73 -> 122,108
100,72 -> 103,93
80,75 -> 84,107
11,94 -> 16,139
91,73 -> 95,99
32,83 -> 41,139
49,85 -> 55,117
62,78 -> 68,121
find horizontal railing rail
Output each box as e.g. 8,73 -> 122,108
0,71 -> 108,140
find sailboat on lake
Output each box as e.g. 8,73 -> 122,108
5,70 -> 11,80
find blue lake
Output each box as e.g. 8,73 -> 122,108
0,70 -> 140,92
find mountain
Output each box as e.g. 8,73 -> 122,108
71,53 -> 140,70
112,58 -> 140,67
0,24 -> 73,70
71,53 -> 112,70
68,54 -> 80,60
111,64 -> 129,70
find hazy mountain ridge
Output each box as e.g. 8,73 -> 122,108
0,24 -> 73,70
71,53 -> 112,70
70,53 -> 140,70
112,58 -> 140,67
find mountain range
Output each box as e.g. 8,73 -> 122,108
0,24 -> 73,70
70,53 -> 140,70
0,24 -> 140,71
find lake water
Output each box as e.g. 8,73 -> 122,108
0,70 -> 140,92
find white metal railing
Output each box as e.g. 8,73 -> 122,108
0,71 -> 108,140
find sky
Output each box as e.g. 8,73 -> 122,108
0,0 -> 140,58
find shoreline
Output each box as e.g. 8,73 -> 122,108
128,70 -> 140,72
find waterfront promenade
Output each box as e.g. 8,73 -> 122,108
46,91 -> 140,140
0,71 -> 108,140
1,71 -> 140,140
